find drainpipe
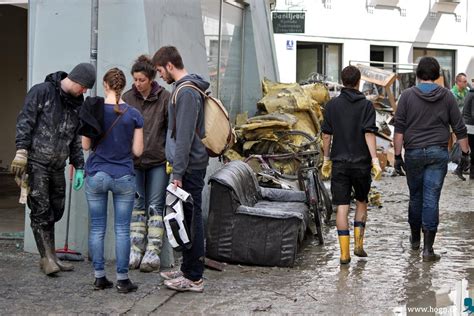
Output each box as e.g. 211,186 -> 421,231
217,0 -> 223,98
90,0 -> 99,97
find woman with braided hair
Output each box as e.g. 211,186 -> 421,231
81,68 -> 144,293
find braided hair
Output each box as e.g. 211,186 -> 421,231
103,67 -> 126,114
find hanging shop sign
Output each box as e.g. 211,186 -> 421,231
272,12 -> 305,34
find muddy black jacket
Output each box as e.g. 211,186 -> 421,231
15,71 -> 85,170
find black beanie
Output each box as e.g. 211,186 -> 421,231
68,63 -> 96,89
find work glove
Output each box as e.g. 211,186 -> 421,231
371,158 -> 382,181
394,154 -> 405,176
10,149 -> 28,177
455,151 -> 470,181
166,161 -> 173,175
321,156 -> 332,179
73,169 -> 85,191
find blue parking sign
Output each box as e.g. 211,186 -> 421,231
286,40 -> 294,50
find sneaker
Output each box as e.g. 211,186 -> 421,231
160,270 -> 183,280
164,276 -> 204,293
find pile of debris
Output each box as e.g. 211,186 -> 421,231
226,79 -> 330,161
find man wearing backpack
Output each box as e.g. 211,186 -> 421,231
152,46 -> 209,292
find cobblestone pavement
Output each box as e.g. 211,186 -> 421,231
1,174 -> 473,315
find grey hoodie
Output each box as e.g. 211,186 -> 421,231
394,85 -> 467,150
166,74 -> 210,180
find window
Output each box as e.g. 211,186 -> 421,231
202,0 -> 244,119
296,42 -> 342,83
413,48 -> 455,86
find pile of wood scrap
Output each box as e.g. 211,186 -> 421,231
357,64 -> 398,169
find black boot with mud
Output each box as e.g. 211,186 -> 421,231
422,230 -> 441,262
48,228 -> 74,271
410,225 -> 421,250
32,226 -> 60,276
116,279 -> 138,293
94,277 -> 114,290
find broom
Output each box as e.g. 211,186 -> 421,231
56,165 -> 84,261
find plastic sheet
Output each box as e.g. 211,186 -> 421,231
129,209 -> 146,269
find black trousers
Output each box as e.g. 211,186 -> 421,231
469,134 -> 474,176
27,163 -> 66,229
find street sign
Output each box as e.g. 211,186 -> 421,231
272,12 -> 305,34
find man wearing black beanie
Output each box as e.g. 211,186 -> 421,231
11,63 -> 96,275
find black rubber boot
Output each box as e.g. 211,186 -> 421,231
32,226 -> 60,275
94,277 -> 114,290
422,230 -> 441,262
48,228 -> 74,271
409,225 -> 421,250
116,279 -> 138,293
454,165 -> 466,181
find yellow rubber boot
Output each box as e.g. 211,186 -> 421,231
337,230 -> 351,264
354,222 -> 368,257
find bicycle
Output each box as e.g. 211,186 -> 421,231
244,130 -> 333,244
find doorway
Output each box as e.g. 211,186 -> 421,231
370,45 -> 397,71
0,4 -> 28,238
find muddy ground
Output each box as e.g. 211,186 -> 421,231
0,174 -> 473,315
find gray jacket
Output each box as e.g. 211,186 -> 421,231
462,90 -> 474,134
394,85 -> 467,149
166,74 -> 210,180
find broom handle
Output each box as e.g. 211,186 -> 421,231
64,165 -> 74,250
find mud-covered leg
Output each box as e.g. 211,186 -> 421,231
140,205 -> 164,272
129,208 -> 147,269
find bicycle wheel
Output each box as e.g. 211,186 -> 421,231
268,130 -> 319,154
315,172 -> 333,224
306,173 -> 323,245
266,130 -> 319,180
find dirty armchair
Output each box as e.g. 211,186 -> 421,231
206,160 -> 309,267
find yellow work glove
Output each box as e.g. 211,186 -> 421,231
10,149 -> 28,177
321,156 -> 332,179
166,161 -> 173,175
371,158 -> 382,181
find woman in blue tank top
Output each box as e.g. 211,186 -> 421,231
82,68 -> 144,293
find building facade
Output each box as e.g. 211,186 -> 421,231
272,0 -> 474,86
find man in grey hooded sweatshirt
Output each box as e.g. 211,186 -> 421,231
152,46 -> 209,292
394,56 -> 470,262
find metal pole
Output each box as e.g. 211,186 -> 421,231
90,0 -> 99,97
217,0 -> 223,98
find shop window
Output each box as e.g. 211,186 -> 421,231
296,42 -> 342,83
202,0 -> 244,119
413,48 -> 455,87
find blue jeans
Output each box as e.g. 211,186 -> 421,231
85,172 -> 136,280
135,165 -> 169,218
404,146 -> 449,232
180,169 -> 206,281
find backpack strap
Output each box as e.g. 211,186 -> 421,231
171,82 -> 207,139
93,106 -> 129,151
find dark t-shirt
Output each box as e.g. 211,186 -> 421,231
321,88 -> 378,165
85,103 -> 144,178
